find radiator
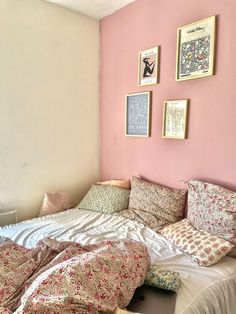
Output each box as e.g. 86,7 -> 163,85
0,210 -> 17,227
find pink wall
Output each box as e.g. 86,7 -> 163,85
100,0 -> 236,190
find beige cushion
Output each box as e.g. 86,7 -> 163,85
119,176 -> 186,232
160,219 -> 233,266
39,192 -> 73,217
96,179 -> 130,190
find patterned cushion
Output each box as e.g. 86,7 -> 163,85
145,265 -> 181,291
119,176 -> 186,232
187,180 -> 236,246
78,185 -> 130,213
160,219 -> 233,266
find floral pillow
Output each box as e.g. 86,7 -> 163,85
187,180 -> 236,249
145,265 -> 181,291
119,176 -> 186,232
160,219 -> 233,266
77,185 -> 130,213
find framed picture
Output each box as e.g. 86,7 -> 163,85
176,16 -> 216,81
125,91 -> 151,137
162,99 -> 188,139
138,47 -> 159,86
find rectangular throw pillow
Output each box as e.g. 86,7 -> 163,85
160,219 -> 233,266
119,176 -> 186,232
187,180 -> 236,248
39,192 -> 73,217
96,179 -> 131,190
77,185 -> 130,214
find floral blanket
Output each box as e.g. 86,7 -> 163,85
0,237 -> 149,314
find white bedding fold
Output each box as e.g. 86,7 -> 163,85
182,275 -> 236,314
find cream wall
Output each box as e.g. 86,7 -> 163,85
0,0 -> 100,220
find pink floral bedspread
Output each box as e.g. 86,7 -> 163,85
0,238 -> 149,314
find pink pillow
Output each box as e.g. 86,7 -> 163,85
96,179 -> 131,190
39,192 -> 73,217
160,219 -> 233,266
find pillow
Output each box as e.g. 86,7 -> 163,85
119,176 -> 186,232
187,180 -> 236,248
39,192 -> 73,217
78,184 -> 130,213
145,265 -> 181,291
96,179 -> 131,190
160,219 -> 233,266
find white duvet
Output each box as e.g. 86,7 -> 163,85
1,208 -> 236,314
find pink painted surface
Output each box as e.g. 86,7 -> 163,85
100,0 -> 236,190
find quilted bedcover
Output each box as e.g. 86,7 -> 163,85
0,237 -> 149,314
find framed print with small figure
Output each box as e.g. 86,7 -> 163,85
176,16 -> 216,81
138,47 -> 159,86
162,99 -> 188,139
125,91 -> 151,137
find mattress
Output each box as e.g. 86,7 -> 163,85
1,208 -> 236,314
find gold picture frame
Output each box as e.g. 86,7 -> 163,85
138,47 -> 159,86
125,91 -> 151,137
176,16 -> 216,81
162,99 -> 188,139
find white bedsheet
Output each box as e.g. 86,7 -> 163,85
0,208 -> 236,314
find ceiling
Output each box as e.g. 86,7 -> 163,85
44,0 -> 136,20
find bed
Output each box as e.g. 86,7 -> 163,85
1,207 -> 236,314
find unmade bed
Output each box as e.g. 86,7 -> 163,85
1,207 -> 236,314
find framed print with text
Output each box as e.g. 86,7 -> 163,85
162,99 -> 188,139
176,16 -> 216,81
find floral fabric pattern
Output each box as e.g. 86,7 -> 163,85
145,265 -> 181,291
119,176 -> 186,232
160,219 -> 233,266
187,180 -> 236,246
0,238 -> 74,311
0,238 -> 149,314
78,184 -> 130,213
0,240 -> 41,311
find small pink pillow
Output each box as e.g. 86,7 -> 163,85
96,179 -> 131,190
39,192 -> 73,217
160,219 -> 233,266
